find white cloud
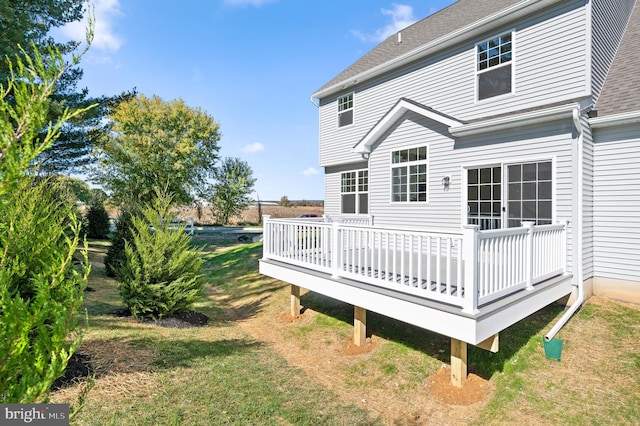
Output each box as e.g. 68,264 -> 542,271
352,3 -> 417,43
242,142 -> 265,153
223,0 -> 278,6
61,0 -> 124,52
302,167 -> 319,176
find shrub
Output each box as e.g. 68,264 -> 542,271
117,191 -> 204,319
0,179 -> 89,402
0,42 -> 93,404
104,207 -> 135,277
85,196 -> 111,239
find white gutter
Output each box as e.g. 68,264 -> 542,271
311,0 -> 563,100
449,103 -> 578,137
309,96 -> 319,108
589,110 -> 640,128
544,107 -> 586,341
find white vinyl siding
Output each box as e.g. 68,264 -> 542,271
593,124 -> 640,282
581,112 -> 594,280
318,0 -> 588,167
591,0 -> 637,103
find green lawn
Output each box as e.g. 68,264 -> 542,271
54,238 -> 640,425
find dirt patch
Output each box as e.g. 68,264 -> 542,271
227,288 -> 495,425
428,366 -> 491,405
278,312 -> 304,323
340,336 -> 378,356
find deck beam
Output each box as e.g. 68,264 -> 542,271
290,284 -> 301,317
476,333 -> 499,353
354,306 -> 367,347
451,338 -> 468,387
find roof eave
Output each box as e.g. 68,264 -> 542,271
590,110 -> 640,129
311,0 -> 563,101
449,103 -> 580,137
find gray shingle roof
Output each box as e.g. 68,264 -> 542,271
316,0 -> 522,94
594,2 -> 640,116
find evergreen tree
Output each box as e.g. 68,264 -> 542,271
0,41 -> 93,403
117,190 -> 204,319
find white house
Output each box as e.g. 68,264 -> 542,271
259,0 -> 640,386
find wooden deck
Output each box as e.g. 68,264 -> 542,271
259,216 -> 573,386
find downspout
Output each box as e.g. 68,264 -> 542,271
309,96 -> 319,108
544,107 -> 585,341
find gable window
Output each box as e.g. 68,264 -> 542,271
338,93 -> 353,127
477,32 -> 512,100
391,146 -> 428,202
341,170 -> 368,214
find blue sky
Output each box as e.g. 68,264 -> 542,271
59,0 -> 456,201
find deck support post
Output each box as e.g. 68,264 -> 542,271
354,306 -> 367,347
451,338 -> 467,387
290,285 -> 301,317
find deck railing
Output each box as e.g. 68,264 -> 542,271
262,216 -> 567,313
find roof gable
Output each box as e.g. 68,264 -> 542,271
353,98 -> 463,154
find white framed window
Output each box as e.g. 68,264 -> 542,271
391,146 -> 428,202
337,93 -> 354,127
466,160 -> 553,230
341,169 -> 368,214
477,32 -> 513,100
506,161 -> 553,228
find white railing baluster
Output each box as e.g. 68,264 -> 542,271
261,217 -> 566,312
426,237 -> 432,292
446,238 -> 452,295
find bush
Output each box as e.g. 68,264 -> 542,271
85,196 -> 111,239
117,191 -> 204,319
0,179 -> 89,402
104,208 -> 135,277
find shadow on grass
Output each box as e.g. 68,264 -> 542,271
79,334 -> 263,379
149,338 -> 263,369
300,291 -> 564,380
202,243 -> 288,324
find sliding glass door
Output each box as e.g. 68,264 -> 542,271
467,161 -> 552,230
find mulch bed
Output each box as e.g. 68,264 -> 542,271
110,309 -> 210,328
51,353 -> 93,390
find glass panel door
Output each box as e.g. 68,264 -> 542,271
467,166 -> 502,230
507,161 -> 553,227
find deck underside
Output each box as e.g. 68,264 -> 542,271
260,258 -> 573,345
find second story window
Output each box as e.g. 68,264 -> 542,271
338,93 -> 353,127
477,32 -> 513,100
391,146 -> 428,202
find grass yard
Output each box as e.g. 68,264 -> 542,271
52,236 -> 640,425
